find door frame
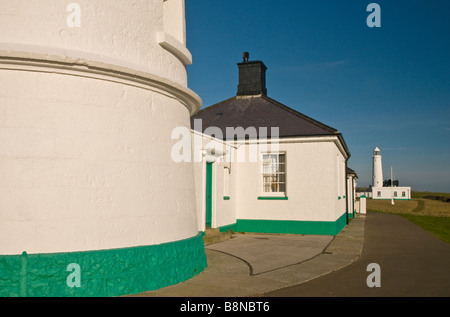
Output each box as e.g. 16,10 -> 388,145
205,162 -> 213,228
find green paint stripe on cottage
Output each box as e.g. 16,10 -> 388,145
219,213 -> 347,236
0,233 -> 206,297
372,198 -> 411,201
257,196 -> 288,200
218,223 -> 238,233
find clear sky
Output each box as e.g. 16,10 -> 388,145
185,0 -> 450,193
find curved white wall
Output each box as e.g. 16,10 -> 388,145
0,0 -> 201,255
0,0 -> 189,86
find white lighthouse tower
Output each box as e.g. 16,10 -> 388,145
372,147 -> 383,188
371,147 -> 412,200
0,0 -> 205,297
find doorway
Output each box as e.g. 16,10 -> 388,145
205,162 -> 213,228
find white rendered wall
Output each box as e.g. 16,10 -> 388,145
347,176 -> 356,213
0,0 -> 201,255
233,139 -> 347,223
372,186 -> 411,200
0,0 -> 190,85
190,134 -> 349,230
164,0 -> 187,45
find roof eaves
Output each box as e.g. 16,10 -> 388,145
191,96 -> 237,117
337,133 -> 351,159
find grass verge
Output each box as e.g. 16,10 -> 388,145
366,192 -> 450,244
399,214 -> 450,244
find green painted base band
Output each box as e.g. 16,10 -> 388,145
219,223 -> 238,233
373,198 -> 411,200
0,233 -> 207,297
219,213 -> 347,236
257,196 -> 288,200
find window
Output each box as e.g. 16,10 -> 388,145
394,191 -> 398,197
377,191 -> 381,197
262,153 -> 286,195
402,191 -> 406,197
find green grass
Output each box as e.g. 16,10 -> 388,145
400,214 -> 450,244
412,191 -> 450,199
366,191 -> 450,244
411,199 -> 425,213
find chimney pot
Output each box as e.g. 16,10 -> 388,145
242,52 -> 249,62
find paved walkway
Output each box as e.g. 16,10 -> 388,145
266,213 -> 450,297
134,215 -> 365,297
133,212 -> 450,297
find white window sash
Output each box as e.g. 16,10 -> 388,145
260,152 -> 286,196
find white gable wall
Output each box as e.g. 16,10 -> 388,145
233,138 -> 347,223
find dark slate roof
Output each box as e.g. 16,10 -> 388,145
191,95 -> 340,138
190,53 -> 351,157
347,167 -> 358,178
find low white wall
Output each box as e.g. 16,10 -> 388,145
372,187 -> 412,200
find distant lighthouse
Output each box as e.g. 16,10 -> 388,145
372,147 -> 383,187
370,147 -> 412,201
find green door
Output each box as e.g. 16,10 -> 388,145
205,162 -> 213,228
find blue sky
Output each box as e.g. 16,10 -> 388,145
185,0 -> 450,193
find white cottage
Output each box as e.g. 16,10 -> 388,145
0,0 -> 205,297
190,53 -> 353,236
347,167 -> 358,218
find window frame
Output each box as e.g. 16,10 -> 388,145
259,152 -> 287,198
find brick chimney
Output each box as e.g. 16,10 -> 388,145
237,52 -> 267,96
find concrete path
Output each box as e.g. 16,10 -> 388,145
266,213 -> 450,297
206,233 -> 334,275
134,215 -> 365,297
